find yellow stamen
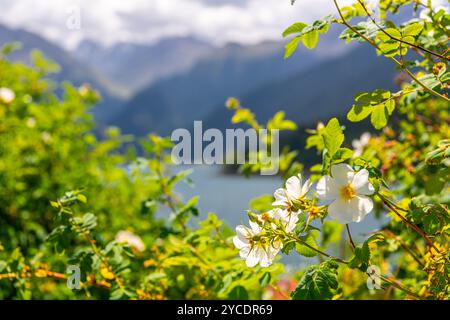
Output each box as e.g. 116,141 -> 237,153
309,206 -> 320,217
341,184 -> 356,201
261,212 -> 271,221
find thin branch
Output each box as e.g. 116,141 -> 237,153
0,269 -> 111,289
286,233 -> 348,264
357,0 -> 449,61
383,229 -> 426,268
377,274 -> 422,299
346,224 -> 356,251
378,194 -> 439,251
332,0 -> 450,103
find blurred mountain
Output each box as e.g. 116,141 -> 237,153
204,44 -> 398,130
74,37 -> 214,95
0,24 -> 124,121
1,23 -> 397,139
113,28 -> 350,136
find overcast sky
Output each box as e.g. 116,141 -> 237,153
0,0 -> 447,49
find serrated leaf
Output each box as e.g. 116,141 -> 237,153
296,233 -> 319,257
291,261 -> 339,300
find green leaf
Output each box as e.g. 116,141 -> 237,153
377,28 -> 401,41
291,260 -> 339,300
348,234 -> 384,270
402,23 -> 424,37
231,108 -> 255,124
302,30 -> 319,49
249,194 -> 274,212
348,241 -> 370,270
228,285 -> 249,300
282,22 -> 307,37
370,105 -> 389,129
76,194 -> 87,204
267,111 -> 297,131
284,36 -> 302,59
259,272 -> 272,287
296,233 -> 319,258
322,221 -> 344,248
370,98 -> 395,129
176,196 -> 199,217
81,213 -> 97,231
348,90 -> 395,129
323,118 -> 344,158
333,148 -> 354,162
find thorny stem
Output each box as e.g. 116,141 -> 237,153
383,229 -> 426,268
332,0 -> 450,103
84,233 -> 125,290
381,276 -> 422,299
285,228 -> 421,298
285,233 -> 348,264
346,224 -> 356,251
154,152 -> 187,232
367,271 -> 422,299
378,194 -> 439,252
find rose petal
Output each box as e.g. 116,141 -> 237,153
331,163 -> 355,186
245,248 -> 260,267
238,245 -> 251,259
327,198 -> 355,224
286,175 -> 301,199
273,188 -> 289,206
233,235 -> 249,249
316,176 -> 340,203
300,178 -> 312,197
352,169 -> 375,195
352,196 -> 373,222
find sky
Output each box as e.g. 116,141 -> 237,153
0,0 -> 447,49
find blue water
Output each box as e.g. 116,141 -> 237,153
172,165 -> 391,267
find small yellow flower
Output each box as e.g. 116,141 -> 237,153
35,269 -> 48,278
100,267 -> 115,280
143,259 -> 156,268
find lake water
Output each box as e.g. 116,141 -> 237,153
172,165 -> 391,267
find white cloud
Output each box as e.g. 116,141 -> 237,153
0,0 -> 447,49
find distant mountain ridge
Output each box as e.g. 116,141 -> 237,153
1,23 -> 396,141
74,37 -> 214,95
112,27 -> 351,136
0,24 -> 121,97
204,44 -> 398,130
0,24 -> 126,123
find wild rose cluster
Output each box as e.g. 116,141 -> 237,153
234,163 -> 375,267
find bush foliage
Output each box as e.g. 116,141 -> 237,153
0,0 -> 448,300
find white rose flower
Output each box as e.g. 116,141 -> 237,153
273,174 -> 312,208
233,220 -> 282,268
233,208 -> 300,267
272,208 -> 299,234
115,230 -> 146,252
316,164 -> 375,224
0,87 -> 15,104
352,132 -> 371,158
